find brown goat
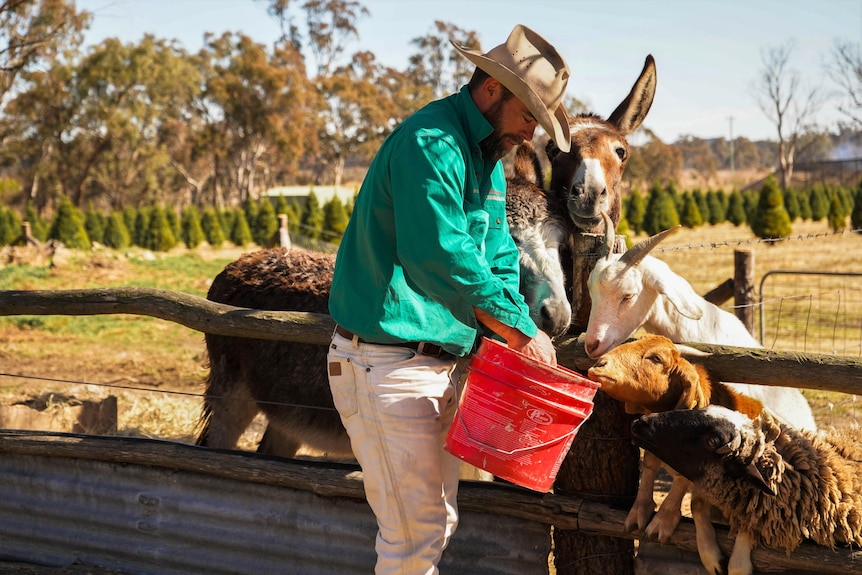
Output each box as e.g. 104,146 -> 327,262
587,334 -> 764,574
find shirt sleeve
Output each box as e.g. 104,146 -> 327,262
388,128 -> 537,336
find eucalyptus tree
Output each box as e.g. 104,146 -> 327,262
197,32 -> 318,207
406,20 -> 478,101
0,0 -> 88,106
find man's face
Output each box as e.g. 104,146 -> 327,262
480,94 -> 539,163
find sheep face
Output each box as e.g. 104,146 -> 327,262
587,334 -> 706,413
630,406 -> 776,496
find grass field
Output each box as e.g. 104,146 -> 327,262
0,219 -> 859,448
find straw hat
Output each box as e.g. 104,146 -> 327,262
451,25 -> 571,153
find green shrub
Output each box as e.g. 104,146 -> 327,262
680,192 -> 703,228
323,195 -> 349,241
828,194 -> 847,232
145,205 -> 177,251
133,207 -> 151,247
230,208 -> 253,247
48,197 -> 90,250
24,204 -> 48,241
181,206 -> 206,248
626,188 -> 646,234
706,190 -> 726,224
84,204 -> 106,245
301,191 -> 324,240
103,211 -> 131,249
254,198 -> 279,247
201,207 -> 226,247
851,181 -> 862,233
727,190 -> 747,226
750,175 -> 792,241
642,181 -> 680,236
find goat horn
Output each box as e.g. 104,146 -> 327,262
676,344 -> 713,358
618,224 -> 681,267
600,211 -> 615,259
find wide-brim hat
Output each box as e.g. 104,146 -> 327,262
451,25 -> 571,153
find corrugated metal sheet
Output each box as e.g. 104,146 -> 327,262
0,438 -> 550,575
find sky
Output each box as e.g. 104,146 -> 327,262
77,0 -> 861,145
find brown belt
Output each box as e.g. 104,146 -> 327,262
335,326 -> 455,359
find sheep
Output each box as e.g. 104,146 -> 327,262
584,211 -> 816,430
587,334 -> 766,557
630,405 -> 862,575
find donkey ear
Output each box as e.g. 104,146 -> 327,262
671,358 -> 707,410
545,138 -> 562,163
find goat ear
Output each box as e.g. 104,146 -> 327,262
645,265 -> 704,321
545,138 -> 561,163
671,358 -> 707,410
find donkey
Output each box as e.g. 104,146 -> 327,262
546,54 -> 656,234
196,142 -> 575,458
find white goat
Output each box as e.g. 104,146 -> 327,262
585,212 -> 817,544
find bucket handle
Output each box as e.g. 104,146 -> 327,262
452,407 -> 579,456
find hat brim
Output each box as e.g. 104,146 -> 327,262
452,42 -> 571,154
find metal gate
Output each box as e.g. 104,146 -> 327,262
759,270 -> 862,356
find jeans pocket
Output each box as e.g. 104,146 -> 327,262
327,353 -> 358,419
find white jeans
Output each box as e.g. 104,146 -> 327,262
327,331 -> 463,575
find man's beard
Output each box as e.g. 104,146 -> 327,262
478,97 -> 521,164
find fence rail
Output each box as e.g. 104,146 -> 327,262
1,286 -> 861,574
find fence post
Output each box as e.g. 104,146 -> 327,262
277,214 -> 291,249
734,249 -> 754,336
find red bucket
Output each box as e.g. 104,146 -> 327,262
445,337 -> 599,492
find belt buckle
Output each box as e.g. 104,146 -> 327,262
417,342 -> 441,357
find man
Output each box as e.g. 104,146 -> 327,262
327,24 -> 571,574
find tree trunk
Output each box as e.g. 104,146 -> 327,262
553,232 -> 639,575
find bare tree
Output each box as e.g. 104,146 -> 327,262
753,41 -> 823,190
826,39 -> 862,128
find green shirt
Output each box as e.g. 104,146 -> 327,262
328,86 -> 537,357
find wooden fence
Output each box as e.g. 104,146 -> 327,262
1,287 -> 861,574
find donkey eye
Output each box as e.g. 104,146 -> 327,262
615,147 -> 626,161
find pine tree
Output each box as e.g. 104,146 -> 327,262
302,191 -> 324,240
750,175 -> 792,242
24,204 -> 48,241
706,190 -> 726,225
243,196 -> 259,236
201,207 -> 226,247
181,206 -> 206,248
851,181 -> 862,233
254,198 -> 279,246
827,194 -> 847,232
642,181 -> 680,236
230,208 -> 253,247
626,189 -> 646,234
48,197 -> 90,250
727,190 -> 747,226
0,208 -> 14,245
615,216 -> 634,249
123,206 -> 138,241
166,207 -> 181,241
782,188 -> 801,222
219,208 -> 235,239
797,188 -> 812,220
809,184 -> 829,221
145,205 -> 177,251
133,207 -> 151,247
323,195 -> 349,241
103,211 -> 131,249
84,204 -> 106,245
692,189 -> 710,224
680,192 -> 703,228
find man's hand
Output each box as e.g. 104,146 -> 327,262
510,329 -> 557,366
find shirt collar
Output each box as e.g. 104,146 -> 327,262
455,85 -> 494,150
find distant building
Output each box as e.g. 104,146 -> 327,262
264,185 -> 358,208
